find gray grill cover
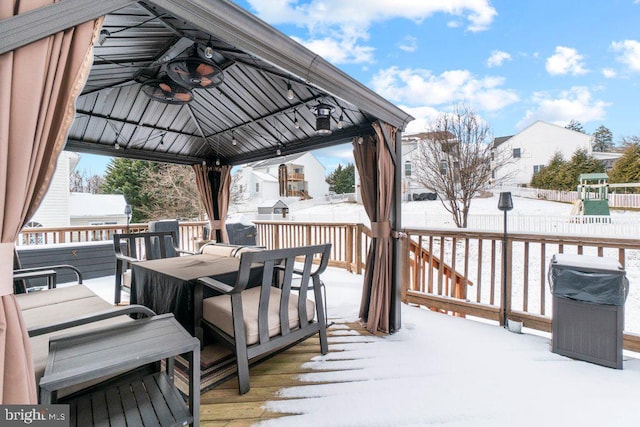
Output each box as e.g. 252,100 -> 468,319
548,254 -> 629,306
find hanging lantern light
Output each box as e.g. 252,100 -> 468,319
313,103 -> 334,135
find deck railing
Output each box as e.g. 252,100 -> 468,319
401,227 -> 640,352
17,220 -> 640,351
17,221 -> 208,253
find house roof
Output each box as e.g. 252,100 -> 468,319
252,171 -> 278,183
250,152 -> 307,168
69,193 -> 127,217
492,135 -> 513,148
1,0 -> 413,167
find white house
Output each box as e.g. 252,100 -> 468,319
400,131 -> 456,201
27,151 -> 128,228
233,152 -> 329,203
492,121 -> 594,187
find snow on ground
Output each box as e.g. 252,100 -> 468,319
81,260 -> 640,427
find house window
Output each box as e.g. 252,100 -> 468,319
533,164 -> 544,174
513,148 -> 521,158
255,183 -> 260,193
24,221 -> 44,245
404,162 -> 412,177
439,161 -> 448,175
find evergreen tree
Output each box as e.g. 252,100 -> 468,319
326,163 -> 355,194
530,148 -> 604,191
565,119 -> 585,133
101,158 -> 158,223
609,141 -> 640,185
592,125 -> 614,152
530,152 -> 568,189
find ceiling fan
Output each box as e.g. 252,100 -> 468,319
141,77 -> 194,105
165,47 -> 224,90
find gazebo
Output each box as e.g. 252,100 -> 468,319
0,0 -> 413,404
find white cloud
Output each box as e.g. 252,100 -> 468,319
292,34 -> 375,64
399,36 -> 418,53
370,66 -> 519,112
400,105 -> 442,133
516,86 -> 609,129
247,0 -> 496,31
545,46 -> 588,76
246,0 -> 496,63
602,68 -> 617,78
611,39 -> 640,71
487,50 -> 511,68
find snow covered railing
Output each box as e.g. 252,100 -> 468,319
17,221 -> 208,253
401,227 -> 640,352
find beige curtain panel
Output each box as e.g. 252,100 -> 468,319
193,164 -> 231,243
0,0 -> 102,403
353,121 -> 397,334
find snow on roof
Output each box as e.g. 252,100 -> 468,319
249,152 -> 306,168
69,193 -> 127,217
252,170 -> 279,182
258,199 -> 288,208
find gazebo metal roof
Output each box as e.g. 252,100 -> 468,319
1,0 -> 413,166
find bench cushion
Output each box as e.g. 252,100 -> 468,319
17,286 -> 133,397
203,286 -> 315,346
15,285 -> 97,311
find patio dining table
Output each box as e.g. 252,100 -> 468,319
131,254 -> 263,335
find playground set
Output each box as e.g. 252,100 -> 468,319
572,173 -> 640,216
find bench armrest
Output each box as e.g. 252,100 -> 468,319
28,305 -> 156,337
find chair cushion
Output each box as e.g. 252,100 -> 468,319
203,286 -> 315,346
201,244 -> 238,257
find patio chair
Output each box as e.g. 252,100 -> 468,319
113,230 -> 193,304
13,248 -> 83,294
195,243 -> 331,394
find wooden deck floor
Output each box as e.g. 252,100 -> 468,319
199,322 -> 375,426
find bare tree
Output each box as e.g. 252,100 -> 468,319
412,104 -> 507,228
137,163 -> 205,220
230,172 -> 246,205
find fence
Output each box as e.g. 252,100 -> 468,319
498,185 -> 640,209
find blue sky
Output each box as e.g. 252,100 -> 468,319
76,0 -> 640,174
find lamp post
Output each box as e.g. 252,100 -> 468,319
124,204 -> 132,233
497,192 -> 513,327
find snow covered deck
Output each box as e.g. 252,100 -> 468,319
79,268 -> 640,427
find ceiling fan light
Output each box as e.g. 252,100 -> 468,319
204,45 -> 214,59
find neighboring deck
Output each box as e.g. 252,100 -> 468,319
200,322 -> 374,426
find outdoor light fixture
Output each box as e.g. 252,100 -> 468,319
114,142 -> 120,150
231,131 -> 237,146
286,81 -> 294,100
124,204 -> 132,233
313,103 -> 334,135
294,110 -> 300,129
204,44 -> 214,59
338,112 -> 344,129
98,29 -> 110,46
215,158 -> 221,166
497,192 -> 514,328
276,148 -> 282,156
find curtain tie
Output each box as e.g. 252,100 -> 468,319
1,243 -> 15,296
210,220 -> 225,230
370,221 -> 391,238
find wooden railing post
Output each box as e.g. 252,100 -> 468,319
355,224 -> 363,275
401,233 -> 410,302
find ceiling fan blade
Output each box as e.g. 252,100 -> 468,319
175,92 -> 192,102
196,63 -> 215,76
